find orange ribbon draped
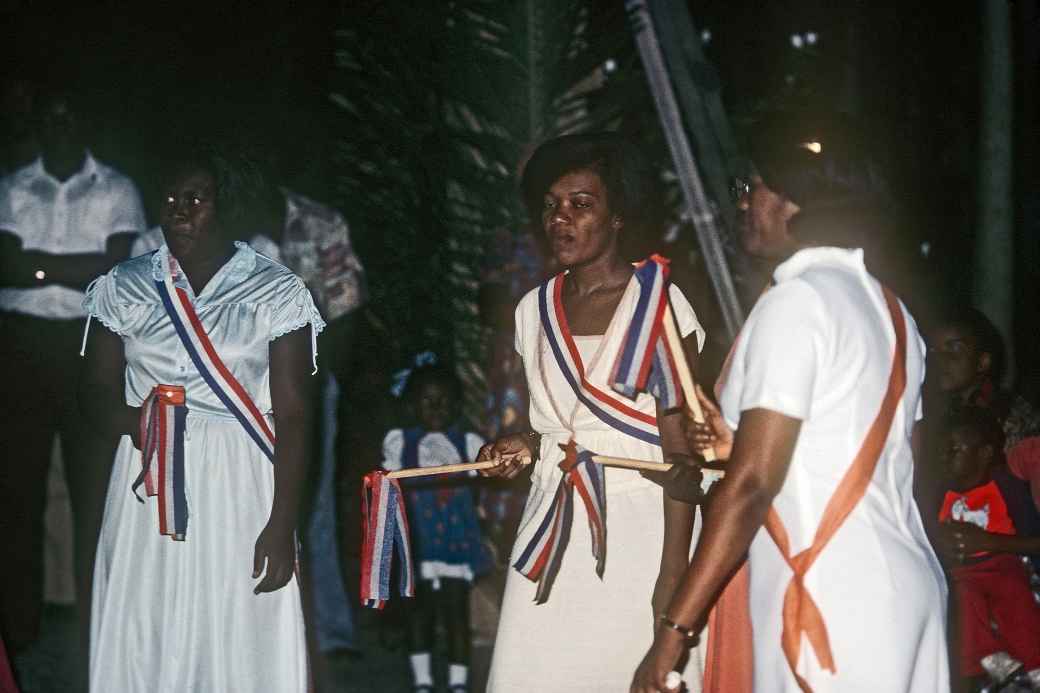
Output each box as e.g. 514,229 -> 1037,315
705,287 -> 907,693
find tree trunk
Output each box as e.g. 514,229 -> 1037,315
974,0 -> 1014,385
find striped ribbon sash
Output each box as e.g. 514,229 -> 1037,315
133,385 -> 189,540
540,273 -> 662,447
513,440 -> 607,603
610,254 -> 683,409
154,250 -> 276,462
360,471 -> 415,609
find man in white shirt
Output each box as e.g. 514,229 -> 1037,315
0,85 -> 145,653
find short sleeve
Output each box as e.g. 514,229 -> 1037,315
83,267 -> 128,336
668,284 -> 706,352
736,279 -> 829,421
108,178 -> 146,235
381,429 -> 405,471
269,276 -> 328,342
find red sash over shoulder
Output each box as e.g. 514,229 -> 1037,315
704,287 -> 907,693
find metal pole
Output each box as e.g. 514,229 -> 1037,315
626,0 -> 743,339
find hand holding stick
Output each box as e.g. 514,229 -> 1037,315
662,303 -> 716,462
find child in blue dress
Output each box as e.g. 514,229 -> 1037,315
381,363 -> 490,692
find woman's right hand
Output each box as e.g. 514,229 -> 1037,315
684,385 -> 734,461
477,433 -> 533,479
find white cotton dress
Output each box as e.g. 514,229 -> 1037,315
717,247 -> 949,692
487,276 -> 709,693
85,243 -> 324,693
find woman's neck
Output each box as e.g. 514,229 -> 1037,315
566,252 -> 631,297
177,242 -> 237,295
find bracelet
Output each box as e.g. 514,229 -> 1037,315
658,614 -> 697,640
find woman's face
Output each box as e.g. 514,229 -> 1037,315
160,168 -> 222,262
738,176 -> 799,258
927,324 -> 986,394
414,380 -> 455,433
541,169 -> 621,268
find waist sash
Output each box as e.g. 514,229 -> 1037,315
136,251 -> 278,539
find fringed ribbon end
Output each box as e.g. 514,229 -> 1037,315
360,471 -> 415,609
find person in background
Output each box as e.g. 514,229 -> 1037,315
0,83 -> 144,654
935,408 -> 1040,690
633,116 -> 948,692
82,149 -> 320,691
131,159 -> 367,662
927,308 -> 1040,510
382,361 -> 489,693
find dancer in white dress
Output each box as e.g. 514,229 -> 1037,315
479,134 -> 709,692
81,154 -> 322,692
632,117 -> 949,692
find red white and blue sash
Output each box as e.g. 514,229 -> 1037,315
513,440 -> 607,603
154,251 -> 276,461
133,385 -> 189,540
610,255 -> 683,410
360,471 -> 415,609
539,256 -> 683,446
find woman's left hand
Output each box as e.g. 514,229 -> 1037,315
631,629 -> 687,693
253,521 -> 296,594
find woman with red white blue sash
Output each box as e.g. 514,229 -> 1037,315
480,134 -> 709,692
80,151 -> 323,692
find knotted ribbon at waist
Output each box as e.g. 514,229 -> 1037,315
133,384 -> 189,541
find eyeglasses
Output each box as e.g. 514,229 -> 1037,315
729,176 -> 751,205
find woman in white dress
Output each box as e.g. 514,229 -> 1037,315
81,151 -> 322,691
479,133 -> 708,692
631,117 -> 949,692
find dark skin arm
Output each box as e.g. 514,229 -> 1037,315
0,230 -> 135,290
79,324 -> 141,447
937,521 -> 1040,563
253,326 -> 316,594
632,408 -> 802,693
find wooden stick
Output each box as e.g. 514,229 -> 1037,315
592,454 -> 725,480
663,302 -> 717,462
385,456 -> 532,480
592,454 -> 672,473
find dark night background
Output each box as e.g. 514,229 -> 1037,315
2,1 -> 1039,690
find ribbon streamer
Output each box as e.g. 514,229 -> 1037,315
360,470 -> 415,609
610,254 -> 683,411
133,385 -> 189,540
513,440 -> 607,603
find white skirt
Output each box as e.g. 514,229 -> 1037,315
487,442 -> 706,693
90,415 -> 308,692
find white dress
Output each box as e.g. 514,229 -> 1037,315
85,244 -> 324,692
717,247 -> 949,692
487,275 -> 708,692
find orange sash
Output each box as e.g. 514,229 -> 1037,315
704,287 -> 907,693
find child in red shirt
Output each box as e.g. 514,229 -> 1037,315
937,408 -> 1040,689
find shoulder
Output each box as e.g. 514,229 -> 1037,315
516,282 -> 546,319
91,160 -> 141,196
667,284 -> 706,351
751,277 -> 829,327
0,162 -> 39,195
250,248 -> 307,289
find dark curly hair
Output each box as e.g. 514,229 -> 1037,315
156,141 -> 267,234
944,406 -> 1007,463
402,362 -> 463,409
747,113 -> 894,250
521,133 -> 654,240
